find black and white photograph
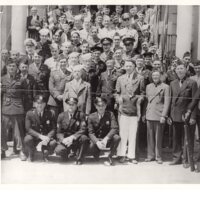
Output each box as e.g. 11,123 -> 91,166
1,1 -> 200,185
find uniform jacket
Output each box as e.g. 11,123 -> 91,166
115,72 -> 145,116
145,82 -> 170,121
20,74 -> 37,112
48,69 -> 72,107
1,73 -> 26,115
63,79 -> 91,115
187,86 -> 200,112
25,108 -> 56,139
88,111 -> 119,144
57,110 -> 87,142
100,51 -> 114,62
170,77 -> 197,122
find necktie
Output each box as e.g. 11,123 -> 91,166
39,113 -> 42,121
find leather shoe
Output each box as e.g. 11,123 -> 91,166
145,158 -> 155,162
183,163 -> 190,169
119,156 -> 126,163
169,160 -> 181,165
104,156 -> 114,166
75,160 -> 82,165
1,151 -> 6,159
43,150 -> 49,162
27,152 -> 34,162
156,160 -> 163,164
128,159 -> 138,164
20,151 -> 27,161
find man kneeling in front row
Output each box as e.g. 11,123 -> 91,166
24,95 -> 57,162
55,97 -> 89,165
88,97 -> 121,166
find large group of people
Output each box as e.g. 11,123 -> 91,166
1,5 -> 200,172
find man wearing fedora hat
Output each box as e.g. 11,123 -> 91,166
88,97 -> 120,166
55,97 -> 89,165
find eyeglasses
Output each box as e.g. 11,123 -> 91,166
123,18 -> 130,21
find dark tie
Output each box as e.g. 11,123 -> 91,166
39,113 -> 42,121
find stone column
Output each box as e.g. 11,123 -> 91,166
197,6 -> 200,60
11,6 -> 28,53
175,5 -> 193,58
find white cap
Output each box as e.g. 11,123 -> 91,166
24,38 -> 37,47
73,64 -> 84,71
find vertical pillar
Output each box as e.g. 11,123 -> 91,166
197,6 -> 200,60
175,6 -> 193,58
11,6 -> 27,53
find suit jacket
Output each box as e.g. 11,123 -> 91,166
145,82 -> 170,121
48,69 -> 72,107
28,63 -> 50,101
88,111 -> 119,144
187,86 -> 200,112
170,77 -> 197,122
100,51 -> 114,62
25,108 -> 56,139
36,40 -> 52,60
57,110 -> 87,142
63,79 -> 91,115
26,15 -> 42,41
1,73 -> 25,115
115,72 -> 145,116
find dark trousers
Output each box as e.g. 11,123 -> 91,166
88,134 -> 121,158
146,120 -> 164,160
24,135 -> 57,156
172,122 -> 195,163
1,114 -> 25,152
196,114 -> 200,140
55,135 -> 89,161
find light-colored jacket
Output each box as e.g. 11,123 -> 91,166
63,79 -> 91,115
145,82 -> 170,121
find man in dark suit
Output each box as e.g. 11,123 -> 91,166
88,97 -> 120,166
97,59 -> 118,112
26,7 -> 42,41
28,51 -> 50,102
55,97 -> 89,165
19,60 -> 37,113
169,64 -> 197,166
24,95 -> 57,162
1,59 -> 26,160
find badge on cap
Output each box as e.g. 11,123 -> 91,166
106,121 -> 110,125
46,120 -> 50,125
76,121 -> 80,126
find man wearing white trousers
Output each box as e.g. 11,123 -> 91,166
115,59 -> 145,164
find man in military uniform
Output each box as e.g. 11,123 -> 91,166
1,59 -> 26,159
24,95 -> 57,162
122,36 -> 137,60
88,97 -> 120,166
100,37 -> 114,62
55,97 -> 89,165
